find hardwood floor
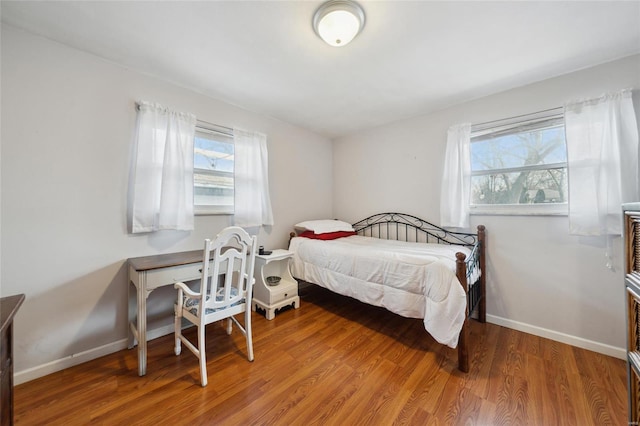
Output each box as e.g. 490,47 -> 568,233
15,284 -> 627,425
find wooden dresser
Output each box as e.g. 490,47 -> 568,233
624,203 -> 640,424
1,294 -> 25,426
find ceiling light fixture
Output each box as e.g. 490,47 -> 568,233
312,0 -> 365,47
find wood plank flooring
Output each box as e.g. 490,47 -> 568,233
14,284 -> 627,425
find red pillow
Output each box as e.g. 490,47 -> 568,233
299,230 -> 356,240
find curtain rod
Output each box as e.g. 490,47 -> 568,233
196,119 -> 233,134
135,102 -> 234,135
471,106 -> 563,129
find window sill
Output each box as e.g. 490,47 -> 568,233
470,203 -> 568,216
195,206 -> 234,216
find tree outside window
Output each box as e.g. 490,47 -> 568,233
470,118 -> 567,208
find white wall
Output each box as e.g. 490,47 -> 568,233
0,25 -> 333,383
334,54 -> 640,357
3,22 -> 638,385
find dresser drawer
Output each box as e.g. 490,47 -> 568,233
627,285 -> 640,353
630,362 -> 640,424
0,326 -> 9,375
1,361 -> 11,426
627,212 -> 640,275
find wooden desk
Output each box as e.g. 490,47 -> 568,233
1,294 -> 25,426
128,250 -> 207,376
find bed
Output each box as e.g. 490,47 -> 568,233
288,212 -> 486,373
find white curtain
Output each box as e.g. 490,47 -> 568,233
440,123 -> 472,229
131,101 -> 196,233
565,89 -> 639,236
233,128 -> 274,228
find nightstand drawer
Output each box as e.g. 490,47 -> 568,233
267,283 -> 297,304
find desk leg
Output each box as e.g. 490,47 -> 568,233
137,274 -> 148,376
127,269 -> 149,376
127,278 -> 137,349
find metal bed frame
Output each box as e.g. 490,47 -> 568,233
313,212 -> 487,372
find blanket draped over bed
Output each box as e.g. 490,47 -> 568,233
288,212 -> 486,372
290,236 -> 469,347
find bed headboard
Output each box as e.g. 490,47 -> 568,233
352,212 -> 478,247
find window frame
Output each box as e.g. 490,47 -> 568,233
468,109 -> 568,216
193,124 -> 235,216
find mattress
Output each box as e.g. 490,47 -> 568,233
289,235 -> 473,348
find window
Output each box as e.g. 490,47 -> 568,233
193,125 -> 234,215
470,110 -> 567,215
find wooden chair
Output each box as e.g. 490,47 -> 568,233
174,226 -> 257,386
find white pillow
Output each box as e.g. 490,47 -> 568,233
295,219 -> 354,234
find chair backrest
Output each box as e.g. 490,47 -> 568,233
198,226 -> 257,316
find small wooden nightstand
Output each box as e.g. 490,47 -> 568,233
252,249 -> 300,320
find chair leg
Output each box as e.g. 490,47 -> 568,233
245,310 -> 254,362
174,305 -> 181,356
198,324 -> 208,387
226,318 -> 233,335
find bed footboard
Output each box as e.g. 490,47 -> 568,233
461,224 -> 486,323
353,213 -> 487,373
291,212 -> 487,373
455,224 -> 486,372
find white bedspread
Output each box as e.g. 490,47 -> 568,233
289,235 -> 470,348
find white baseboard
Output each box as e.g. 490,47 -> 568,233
14,324 -> 175,385
486,314 -> 626,360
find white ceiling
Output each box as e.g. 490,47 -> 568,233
2,1 -> 640,139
